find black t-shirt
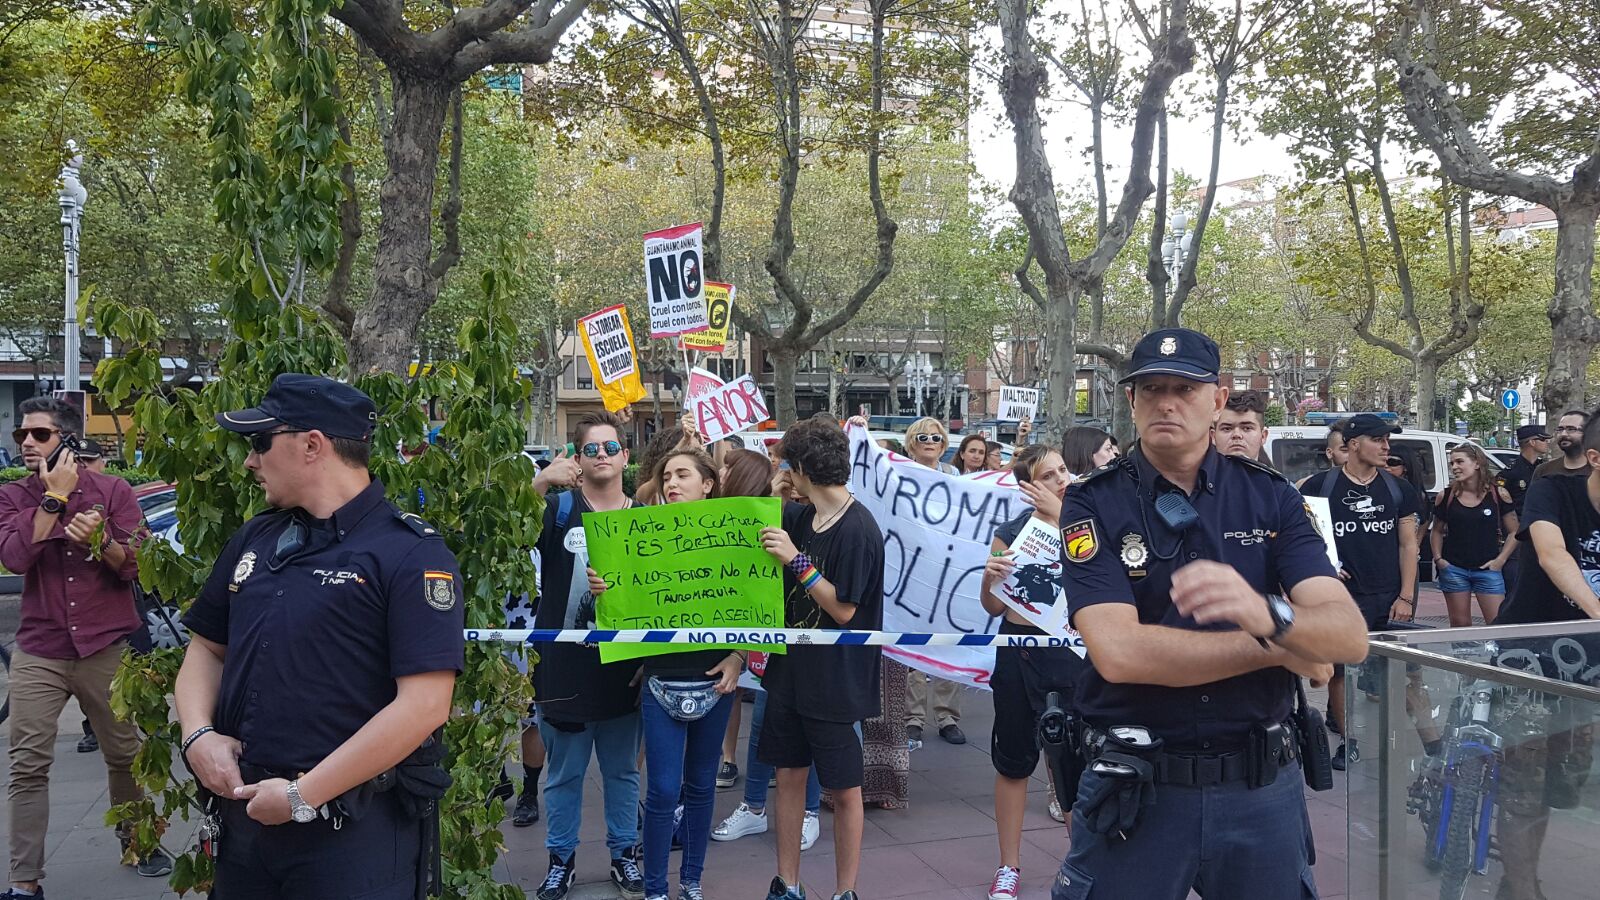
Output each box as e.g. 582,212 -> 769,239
760,500 -> 884,724
1497,474 -> 1600,625
532,491 -> 641,724
1437,489 -> 1507,569
1300,468 -> 1422,600
642,649 -> 732,681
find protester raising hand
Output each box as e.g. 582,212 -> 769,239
534,446 -> 582,496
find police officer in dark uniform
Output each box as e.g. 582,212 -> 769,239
1500,425 -> 1548,516
174,374 -> 465,898
1053,329 -> 1369,899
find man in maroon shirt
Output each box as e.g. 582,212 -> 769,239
0,397 -> 171,899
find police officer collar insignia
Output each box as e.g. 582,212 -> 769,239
1159,336 -> 1178,356
232,550 -> 257,587
1062,519 -> 1099,563
424,570 -> 456,611
1120,533 -> 1148,570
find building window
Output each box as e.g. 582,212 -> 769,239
576,355 -> 594,390
1234,376 -> 1250,392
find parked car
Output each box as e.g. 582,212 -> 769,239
136,502 -> 190,650
133,482 -> 176,515
1484,448 -> 1523,469
1263,425 -> 1503,496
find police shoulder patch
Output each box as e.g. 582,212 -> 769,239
1061,518 -> 1100,563
423,570 -> 457,611
397,510 -> 439,537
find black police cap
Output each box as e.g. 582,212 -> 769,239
1516,424 -> 1550,441
216,373 -> 377,442
1117,328 -> 1220,385
1343,413 -> 1402,440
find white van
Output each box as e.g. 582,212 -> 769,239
1263,426 -> 1502,496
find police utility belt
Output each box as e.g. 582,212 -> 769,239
1076,721 -> 1298,789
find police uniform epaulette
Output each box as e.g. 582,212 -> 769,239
1225,453 -> 1291,484
1077,459 -> 1125,484
396,509 -> 440,537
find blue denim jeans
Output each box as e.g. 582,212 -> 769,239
1437,562 -> 1506,595
539,713 -> 641,858
642,690 -> 736,896
1054,760 -> 1317,899
743,689 -> 821,812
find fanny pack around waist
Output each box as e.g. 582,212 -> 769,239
648,677 -> 722,723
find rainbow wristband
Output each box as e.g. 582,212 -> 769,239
799,566 -> 822,590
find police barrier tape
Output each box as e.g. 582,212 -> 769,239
463,628 -> 1084,649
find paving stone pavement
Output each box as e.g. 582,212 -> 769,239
0,587 -> 1498,899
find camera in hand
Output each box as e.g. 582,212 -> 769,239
45,431 -> 86,470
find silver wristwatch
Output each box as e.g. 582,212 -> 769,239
286,780 -> 317,824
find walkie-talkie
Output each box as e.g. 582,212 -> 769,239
1293,677 -> 1334,791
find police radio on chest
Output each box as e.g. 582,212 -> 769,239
1153,491 -> 1199,534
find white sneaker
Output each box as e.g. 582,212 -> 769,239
712,803 -> 768,841
800,810 -> 821,851
988,865 -> 1021,900
1048,796 -> 1065,823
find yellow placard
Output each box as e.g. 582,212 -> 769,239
681,282 -> 734,353
579,304 -> 647,412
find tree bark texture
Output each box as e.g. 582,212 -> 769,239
348,73 -> 453,375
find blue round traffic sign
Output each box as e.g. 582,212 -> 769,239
1502,389 -> 1520,410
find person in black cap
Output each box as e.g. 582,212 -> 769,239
1298,412 -> 1423,768
1501,425 -> 1550,516
174,373 -> 464,898
1052,327 -> 1367,899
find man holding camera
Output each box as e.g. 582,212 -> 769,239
0,397 -> 169,899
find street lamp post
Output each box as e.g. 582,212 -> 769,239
58,142 -> 87,392
903,359 -> 933,416
1160,211 -> 1192,300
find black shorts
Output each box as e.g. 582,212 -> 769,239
756,682 -> 864,790
990,644 -> 1079,780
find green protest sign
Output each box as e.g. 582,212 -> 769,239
585,496 -> 786,663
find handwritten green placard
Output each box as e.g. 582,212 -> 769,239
585,496 -> 786,663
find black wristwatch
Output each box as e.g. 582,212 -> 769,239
40,494 -> 67,516
1257,593 -> 1295,650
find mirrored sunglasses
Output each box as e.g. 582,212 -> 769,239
581,440 -> 623,458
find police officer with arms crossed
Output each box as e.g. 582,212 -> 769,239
175,375 -> 465,898
1054,329 -> 1368,899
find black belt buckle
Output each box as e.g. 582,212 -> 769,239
1249,722 -> 1287,789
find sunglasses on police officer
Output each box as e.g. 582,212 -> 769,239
248,429 -> 308,454
581,440 -> 623,458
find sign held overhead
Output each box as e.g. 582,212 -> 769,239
644,223 -> 711,339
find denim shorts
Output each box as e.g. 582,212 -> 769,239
1437,563 -> 1506,595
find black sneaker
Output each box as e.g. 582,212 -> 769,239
611,847 -> 644,900
939,724 -> 967,745
766,875 -> 805,900
513,790 -> 540,827
136,847 -> 174,878
1331,743 -> 1347,772
0,887 -> 44,899
833,893 -> 859,900
717,760 -> 739,789
537,852 -> 576,900
77,733 -> 98,753
487,772 -> 515,810
905,724 -> 923,744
